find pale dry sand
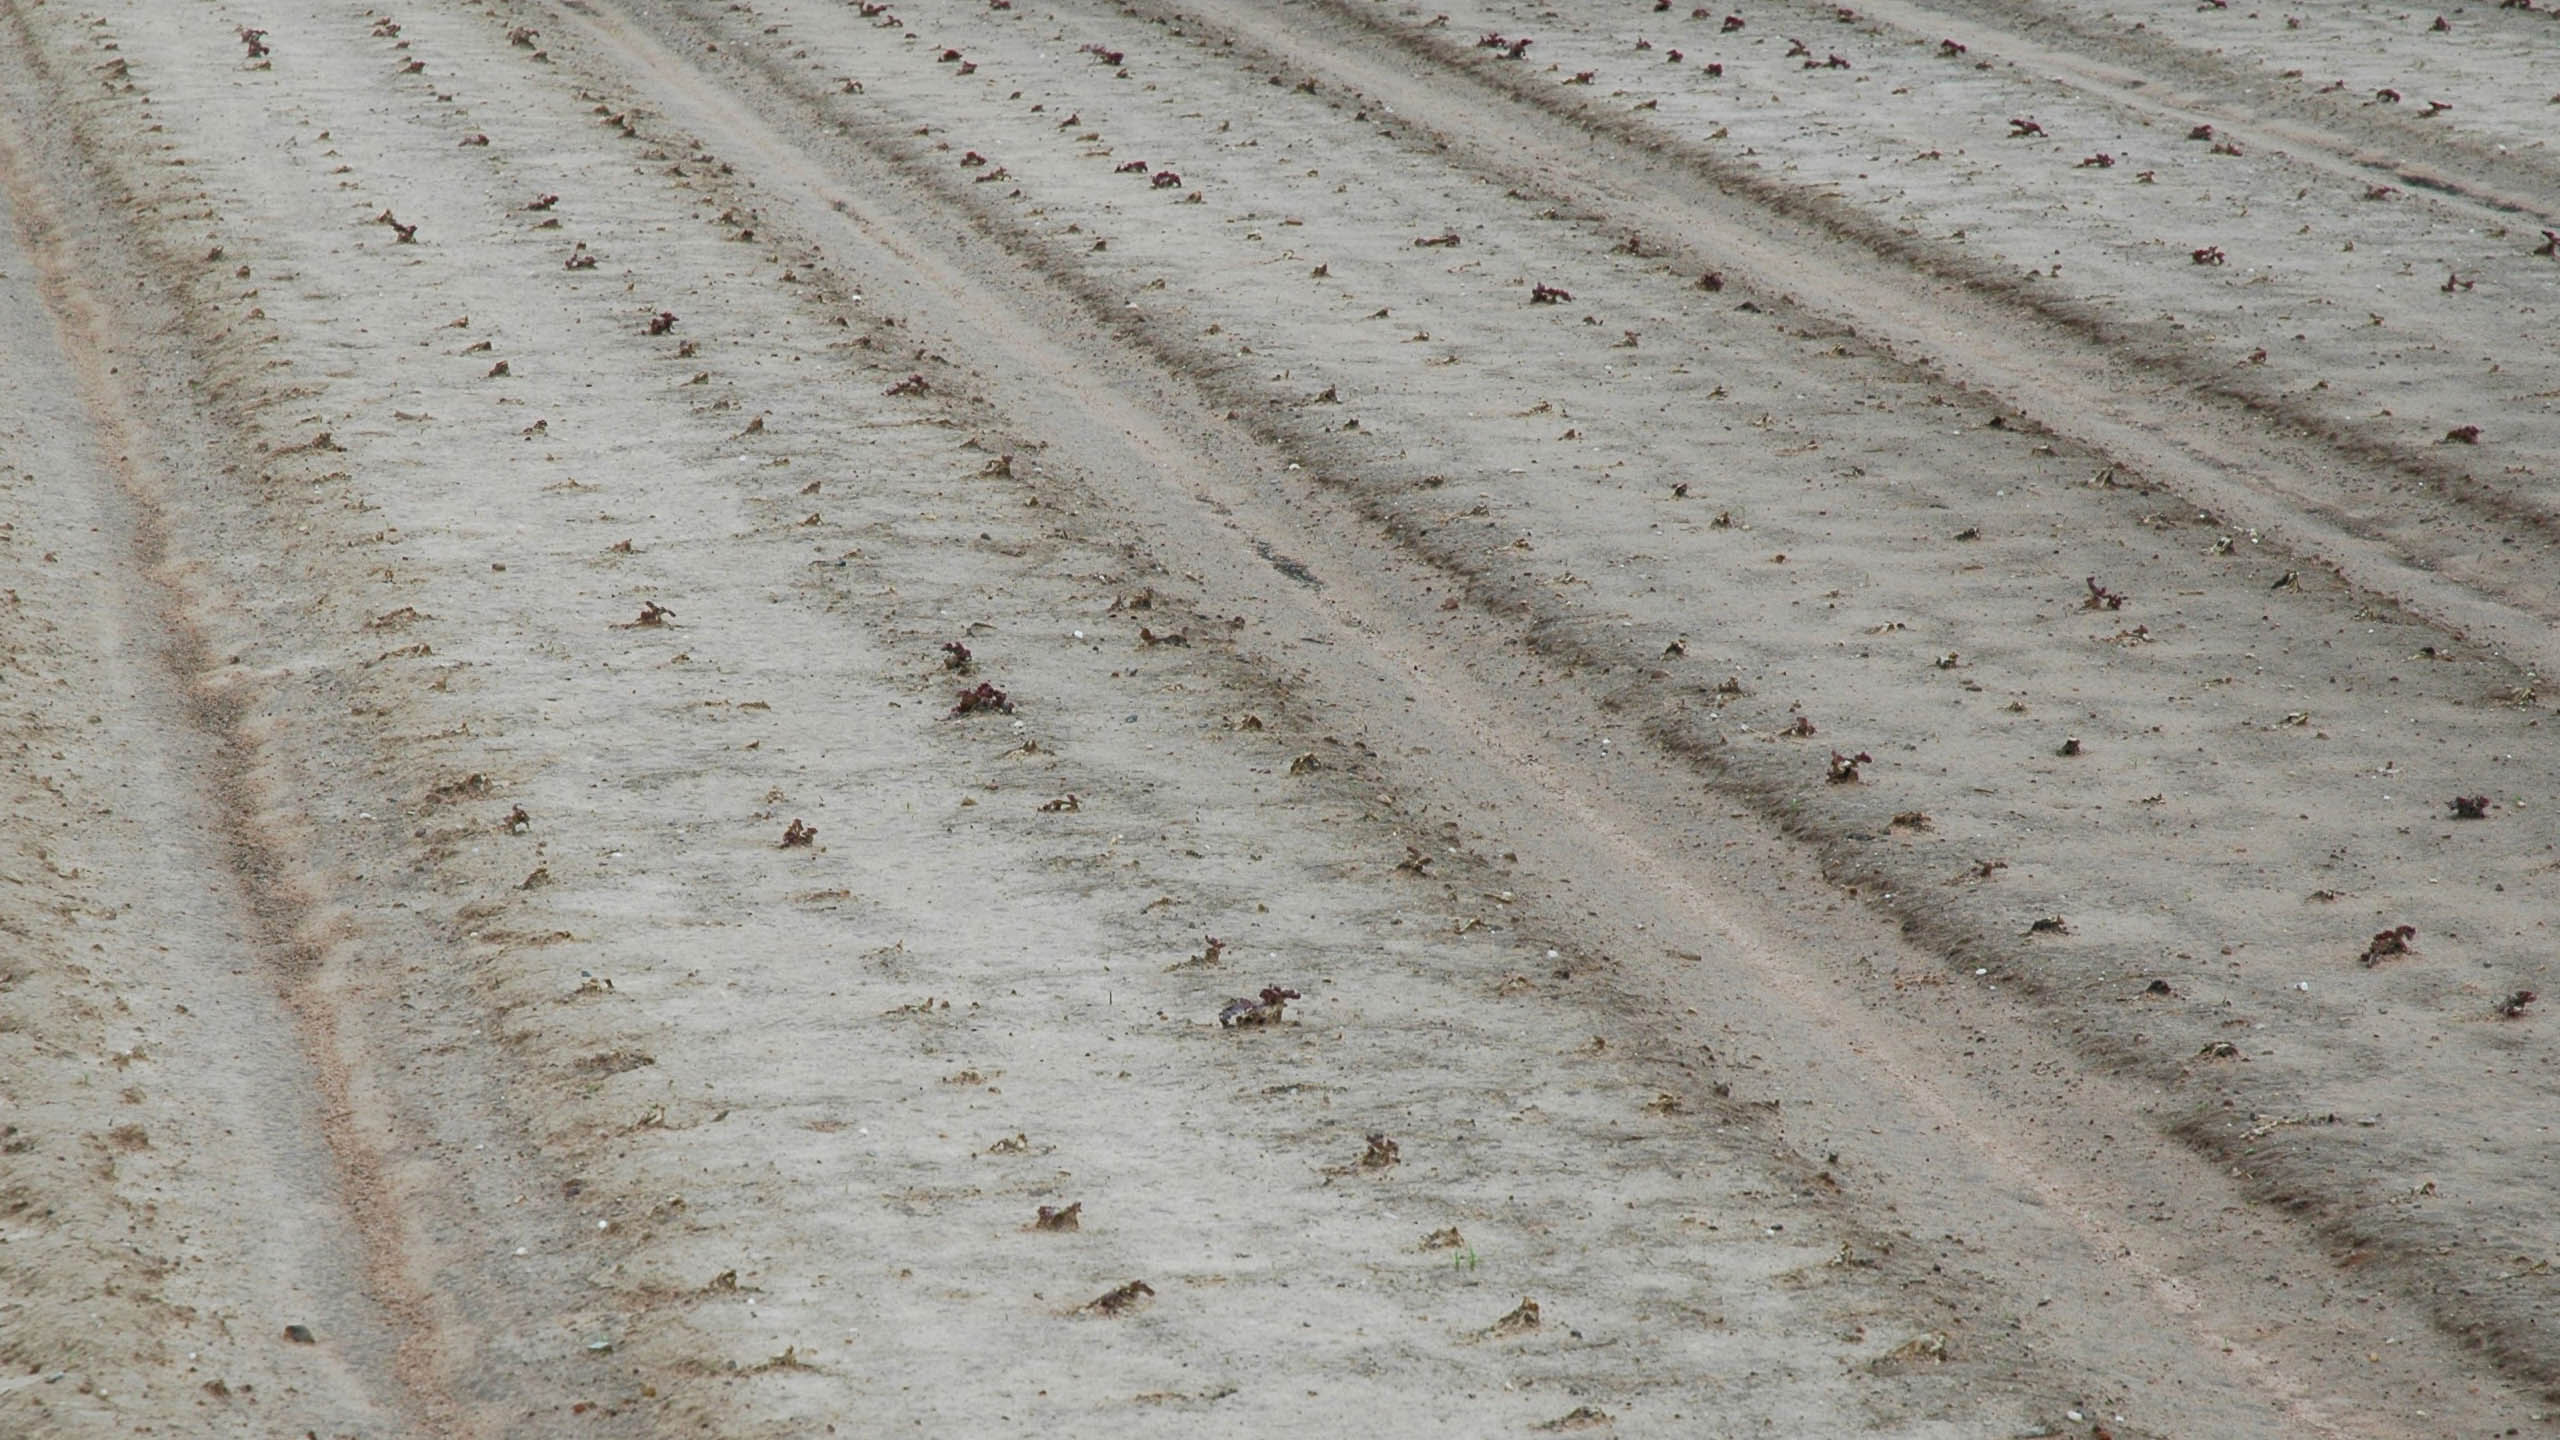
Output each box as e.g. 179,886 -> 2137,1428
1,0 -> 2555,1435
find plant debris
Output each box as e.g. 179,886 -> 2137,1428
949,682 -> 1014,717
1486,1296 -> 1542,1337
1875,1332 -> 1949,1369
1080,1280 -> 1154,1315
1219,985 -> 1301,1027
2360,925 -> 2417,965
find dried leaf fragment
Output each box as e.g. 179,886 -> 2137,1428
1219,985 -> 1301,1027
2360,925 -> 2416,966
1081,1280 -> 1154,1315
1486,1297 -> 1542,1337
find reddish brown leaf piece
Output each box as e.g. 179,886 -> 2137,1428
948,682 -> 1014,717
2360,925 -> 2417,966
1219,985 -> 1302,1027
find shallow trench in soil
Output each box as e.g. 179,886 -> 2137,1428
1,0 -> 2556,1434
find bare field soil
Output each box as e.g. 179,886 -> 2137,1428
2,0 -> 2556,1434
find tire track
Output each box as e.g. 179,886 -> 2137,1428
1113,0 -> 2560,680
0,7 -> 452,1434
456,0 -> 2550,1429
15,3 -> 2100,1435
1882,0 -> 2560,218
0,4 -> 685,1434
8,0 -> 2545,1425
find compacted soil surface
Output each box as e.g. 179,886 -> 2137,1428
3,0 -> 2557,1433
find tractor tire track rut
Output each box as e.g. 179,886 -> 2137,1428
510,0 -> 2560,1426
4,0 -> 2556,1430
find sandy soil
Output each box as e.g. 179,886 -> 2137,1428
0,0 -> 2555,1434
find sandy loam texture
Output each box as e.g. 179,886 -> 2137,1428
0,0 -> 2555,1434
